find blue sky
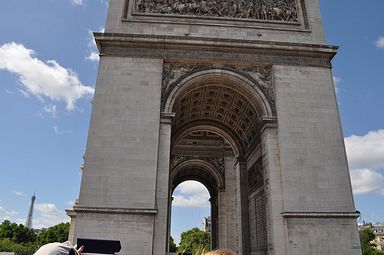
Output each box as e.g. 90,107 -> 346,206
0,0 -> 383,245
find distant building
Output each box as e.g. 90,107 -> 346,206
372,224 -> 384,250
358,222 -> 384,251
202,217 -> 211,233
33,228 -> 46,235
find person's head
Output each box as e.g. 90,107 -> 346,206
204,248 -> 237,255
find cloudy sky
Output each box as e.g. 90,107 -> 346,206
0,0 -> 383,245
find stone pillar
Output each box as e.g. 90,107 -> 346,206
66,209 -> 77,243
218,189 -> 227,248
210,196 -> 218,249
153,113 -> 174,255
234,158 -> 250,255
261,127 -> 286,255
224,155 -> 239,253
166,196 -> 174,252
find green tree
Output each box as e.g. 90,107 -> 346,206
0,238 -> 38,255
359,228 -> 384,255
0,220 -> 36,243
177,227 -> 210,255
0,220 -> 38,255
169,236 -> 177,252
36,222 -> 70,245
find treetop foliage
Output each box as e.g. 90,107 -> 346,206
0,220 -> 36,244
0,220 -> 69,255
177,227 -> 210,254
359,228 -> 384,255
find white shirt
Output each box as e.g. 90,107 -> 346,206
34,241 -> 78,255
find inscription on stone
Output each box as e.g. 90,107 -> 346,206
135,0 -> 299,22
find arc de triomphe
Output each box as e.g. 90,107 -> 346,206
67,0 -> 362,254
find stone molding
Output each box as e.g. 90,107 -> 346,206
281,211 -> 361,218
160,112 -> 175,124
94,33 -> 337,68
71,206 -> 158,215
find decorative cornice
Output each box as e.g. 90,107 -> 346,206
94,33 -> 337,68
70,206 -> 158,215
281,211 -> 361,219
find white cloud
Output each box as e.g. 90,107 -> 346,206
350,169 -> 384,195
178,181 -> 209,196
53,125 -> 72,135
35,203 -> 59,214
333,76 -> 341,94
173,195 -> 210,208
0,42 -> 94,110
345,130 -> 384,170
1,202 -> 68,229
34,203 -> 69,229
86,28 -> 104,62
14,191 -> 25,197
0,206 -> 19,221
18,88 -> 30,98
86,52 -> 99,62
345,130 -> 384,197
173,181 -> 210,208
44,104 -> 57,118
99,0 -> 109,7
69,0 -> 84,5
375,36 -> 384,48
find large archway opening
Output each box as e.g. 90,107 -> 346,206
165,69 -> 275,254
170,180 -> 211,252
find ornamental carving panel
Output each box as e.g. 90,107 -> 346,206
171,155 -> 225,175
135,0 -> 299,22
162,63 -> 275,112
248,158 -> 263,191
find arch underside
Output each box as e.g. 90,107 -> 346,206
168,69 -> 273,252
167,69 -> 275,153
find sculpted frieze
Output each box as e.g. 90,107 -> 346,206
134,0 -> 299,22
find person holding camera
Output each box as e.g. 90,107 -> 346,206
34,241 -> 84,255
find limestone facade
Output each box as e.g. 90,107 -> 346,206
67,0 -> 362,254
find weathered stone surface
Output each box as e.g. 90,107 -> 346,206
69,0 -> 361,254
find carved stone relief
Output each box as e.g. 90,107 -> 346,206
171,155 -> 225,175
254,191 -> 267,250
248,158 -> 263,191
162,63 -> 199,98
134,0 -> 299,22
248,158 -> 267,252
161,63 -> 275,113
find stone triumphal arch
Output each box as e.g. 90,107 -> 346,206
67,0 -> 362,254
